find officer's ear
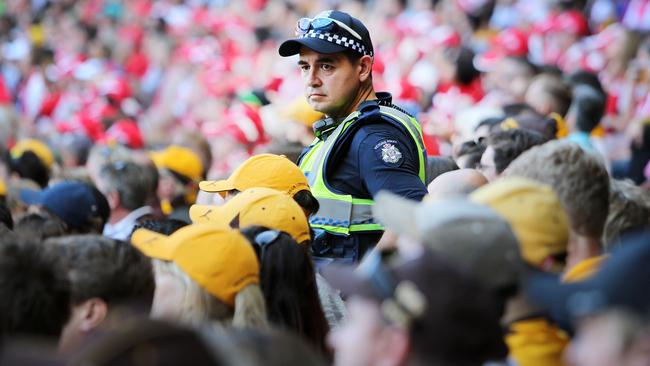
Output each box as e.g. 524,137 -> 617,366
358,55 -> 373,83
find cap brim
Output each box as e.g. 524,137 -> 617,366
372,191 -> 419,239
279,38 -> 349,57
189,204 -> 229,225
19,188 -> 44,205
321,264 -> 380,300
199,179 -> 235,196
131,228 -> 177,261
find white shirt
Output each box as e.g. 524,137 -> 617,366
103,206 -> 153,241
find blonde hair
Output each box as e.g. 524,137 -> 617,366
153,260 -> 268,329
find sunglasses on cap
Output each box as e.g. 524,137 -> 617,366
254,229 -> 282,258
296,17 -> 363,41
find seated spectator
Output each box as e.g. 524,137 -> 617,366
524,73 -> 572,122
0,236 -> 71,342
198,154 -> 319,217
565,85 -> 606,152
508,140 -> 610,277
240,226 -> 330,359
427,169 -> 488,197
47,235 -> 155,353
95,161 -> 153,240
19,181 -> 110,234
479,128 -> 547,181
131,223 -> 267,329
602,179 -> 650,250
151,145 -> 204,223
454,140 -> 486,169
324,248 -> 507,366
190,187 -> 311,245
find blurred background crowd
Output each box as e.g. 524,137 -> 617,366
0,0 -> 649,366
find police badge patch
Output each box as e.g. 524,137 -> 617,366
373,139 -> 403,166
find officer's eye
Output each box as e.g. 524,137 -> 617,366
299,64 -> 310,71
320,64 -> 334,71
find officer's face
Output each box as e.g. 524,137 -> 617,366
298,47 -> 363,118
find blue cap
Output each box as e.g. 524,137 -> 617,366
20,181 -> 110,231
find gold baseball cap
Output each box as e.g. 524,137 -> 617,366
199,154 -> 310,198
131,223 -> 259,306
11,139 -> 55,169
470,177 -> 570,270
150,145 -> 204,182
190,187 -> 311,244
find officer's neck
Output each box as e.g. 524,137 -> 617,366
330,85 -> 376,119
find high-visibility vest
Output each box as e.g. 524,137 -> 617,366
299,104 -> 426,236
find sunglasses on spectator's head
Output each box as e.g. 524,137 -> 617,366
254,230 -> 281,258
296,17 -> 363,41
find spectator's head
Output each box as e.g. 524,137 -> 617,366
485,56 -> 537,103
507,141 -> 610,270
603,179 -> 650,250
240,226 -> 329,356
131,224 -> 267,329
55,134 -> 93,168
479,128 -> 547,181
191,188 -> 311,245
424,157 -> 458,186
279,10 -> 375,118
566,85 -> 606,134
0,200 -> 13,231
471,177 -> 570,273
96,160 -> 149,217
14,212 -> 68,240
374,192 -> 522,301
0,236 -> 71,341
427,169 -> 488,197
454,140 -> 486,169
47,235 -> 155,352
151,145 -> 204,212
524,73 -> 572,117
9,139 -> 55,188
19,181 -> 110,234
324,248 -> 507,366
199,154 -> 318,216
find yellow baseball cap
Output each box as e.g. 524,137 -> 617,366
151,145 -> 204,182
199,154 -> 310,198
470,177 -> 570,270
11,139 -> 55,169
131,223 -> 259,307
189,187 -> 311,244
282,97 -> 324,127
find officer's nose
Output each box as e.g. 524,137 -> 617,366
306,68 -> 322,88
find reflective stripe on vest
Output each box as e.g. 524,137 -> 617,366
300,107 -> 426,236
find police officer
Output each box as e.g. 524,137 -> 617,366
279,10 -> 428,263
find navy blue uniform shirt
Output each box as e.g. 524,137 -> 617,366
310,93 -> 427,264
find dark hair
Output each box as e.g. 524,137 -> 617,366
425,157 -> 459,185
503,103 -> 537,117
292,190 -> 320,216
455,47 -> 481,85
240,226 -> 330,358
456,140 -> 486,169
566,70 -> 604,94
570,85 -> 606,133
0,235 -> 71,339
342,49 -> 372,81
487,129 -> 547,174
475,117 -> 504,133
14,212 -> 68,240
0,201 -> 13,230
99,161 -> 149,211
46,235 -> 154,308
10,151 -> 49,188
131,218 -> 188,236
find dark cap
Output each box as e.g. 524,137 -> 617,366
279,10 -> 374,57
525,231 -> 650,331
20,181 -> 110,231
323,249 -> 508,364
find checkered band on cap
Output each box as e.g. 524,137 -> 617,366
301,30 -> 373,57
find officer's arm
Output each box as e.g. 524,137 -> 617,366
357,131 -> 428,202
